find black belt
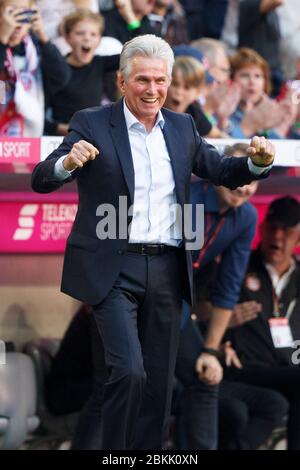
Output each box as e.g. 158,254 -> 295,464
127,243 -> 179,255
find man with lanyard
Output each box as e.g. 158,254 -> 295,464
226,196 -> 300,450
174,143 -> 259,449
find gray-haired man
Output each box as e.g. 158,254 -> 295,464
32,34 -> 275,449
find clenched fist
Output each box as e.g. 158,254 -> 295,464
63,140 -> 99,171
246,136 -> 275,167
195,352 -> 223,386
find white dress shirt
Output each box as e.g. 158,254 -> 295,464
265,260 -> 296,299
123,100 -> 181,246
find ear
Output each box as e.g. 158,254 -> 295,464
117,71 -> 126,95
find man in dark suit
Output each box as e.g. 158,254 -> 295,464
31,34 -> 275,450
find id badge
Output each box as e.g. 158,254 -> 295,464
268,317 -> 294,348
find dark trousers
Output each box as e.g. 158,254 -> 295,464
226,365 -> 300,449
175,317 -> 219,450
219,380 -> 288,449
72,251 -> 182,450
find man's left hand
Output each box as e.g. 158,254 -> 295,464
247,136 -> 275,167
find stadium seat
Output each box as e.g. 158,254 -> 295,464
0,352 -> 39,449
23,339 -> 78,449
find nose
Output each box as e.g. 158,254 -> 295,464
273,227 -> 285,238
146,81 -> 157,95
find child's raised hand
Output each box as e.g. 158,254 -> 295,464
0,5 -> 26,44
30,8 -> 48,44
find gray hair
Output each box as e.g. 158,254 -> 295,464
119,34 -> 174,80
190,38 -> 227,66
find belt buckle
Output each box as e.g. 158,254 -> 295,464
141,245 -> 146,255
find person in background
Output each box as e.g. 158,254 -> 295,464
31,34 -> 275,450
103,0 -> 155,44
46,304 -> 108,423
148,0 -> 189,46
0,0 -> 70,136
178,0 -> 204,40
164,54 -> 226,138
46,304 -> 98,416
189,38 -> 241,132
44,9 -> 119,136
173,45 -> 228,138
221,48 -> 297,139
37,0 -> 98,56
227,196 -> 300,449
218,341 -> 288,450
190,38 -> 230,86
174,142 -> 261,450
239,0 -> 284,95
164,55 -> 211,137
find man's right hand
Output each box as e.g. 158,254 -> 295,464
63,140 -> 100,171
195,352 -> 223,386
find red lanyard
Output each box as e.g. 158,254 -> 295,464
193,214 -> 226,269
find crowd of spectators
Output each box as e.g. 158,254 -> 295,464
1,0 -> 300,139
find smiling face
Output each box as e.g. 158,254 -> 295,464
118,55 -> 171,131
233,64 -> 265,105
165,71 -> 200,113
66,19 -> 101,66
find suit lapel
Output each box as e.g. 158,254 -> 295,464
161,115 -> 186,207
109,100 -> 135,205
109,102 -> 186,208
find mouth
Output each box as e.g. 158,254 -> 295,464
171,98 -> 181,107
81,46 -> 92,54
268,243 -> 282,252
141,98 -> 158,104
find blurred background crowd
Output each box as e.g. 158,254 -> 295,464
1,0 -> 300,142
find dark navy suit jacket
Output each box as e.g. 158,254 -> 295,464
31,99 -> 263,305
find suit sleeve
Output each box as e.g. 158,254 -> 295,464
31,110 -> 92,193
190,115 -> 269,189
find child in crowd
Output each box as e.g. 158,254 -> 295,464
164,55 -> 225,137
0,0 -> 70,136
219,48 -> 297,139
36,0 -> 98,55
44,9 -> 119,136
